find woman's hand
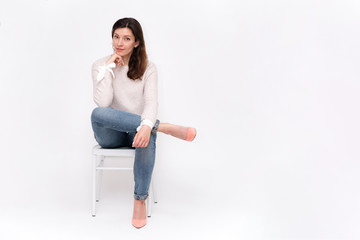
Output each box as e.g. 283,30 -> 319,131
133,126 -> 152,148
106,53 -> 124,66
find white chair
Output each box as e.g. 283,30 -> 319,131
92,145 -> 157,217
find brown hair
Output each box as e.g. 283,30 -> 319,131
112,18 -> 148,80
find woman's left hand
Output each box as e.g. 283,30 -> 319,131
133,126 -> 152,148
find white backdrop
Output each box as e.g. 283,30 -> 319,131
1,0 -> 360,239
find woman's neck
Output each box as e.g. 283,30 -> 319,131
122,55 -> 130,66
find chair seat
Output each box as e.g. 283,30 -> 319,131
93,145 -> 136,157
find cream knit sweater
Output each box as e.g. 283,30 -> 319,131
92,55 -> 158,126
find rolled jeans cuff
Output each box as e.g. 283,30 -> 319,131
151,119 -> 160,134
134,193 -> 148,201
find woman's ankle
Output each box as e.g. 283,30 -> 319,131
157,123 -> 170,134
158,123 -> 196,141
133,199 -> 146,219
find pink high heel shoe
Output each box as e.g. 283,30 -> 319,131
186,127 -> 197,142
132,200 -> 147,229
132,218 -> 147,229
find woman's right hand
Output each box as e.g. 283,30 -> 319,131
106,53 -> 124,66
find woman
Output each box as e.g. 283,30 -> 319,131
90,17 -> 196,229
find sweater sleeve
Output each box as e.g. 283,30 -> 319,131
141,63 -> 158,124
92,60 -> 114,107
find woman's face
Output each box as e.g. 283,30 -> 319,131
112,27 -> 139,59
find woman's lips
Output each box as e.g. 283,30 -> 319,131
116,48 -> 124,51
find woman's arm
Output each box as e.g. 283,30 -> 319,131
132,62 -> 158,148
141,62 -> 159,126
92,58 -> 115,107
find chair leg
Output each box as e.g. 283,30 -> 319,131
152,176 -> 158,204
147,182 -> 152,217
92,154 -> 98,217
96,156 -> 104,202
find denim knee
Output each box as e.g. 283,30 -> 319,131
91,107 -> 106,124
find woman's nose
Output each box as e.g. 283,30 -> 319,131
116,38 -> 123,46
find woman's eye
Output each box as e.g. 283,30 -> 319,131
126,38 -> 130,41
113,36 -> 119,39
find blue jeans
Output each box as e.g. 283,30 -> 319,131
91,107 -> 159,200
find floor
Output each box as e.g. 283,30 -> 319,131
0,172 -> 240,240
1,161 -> 358,240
